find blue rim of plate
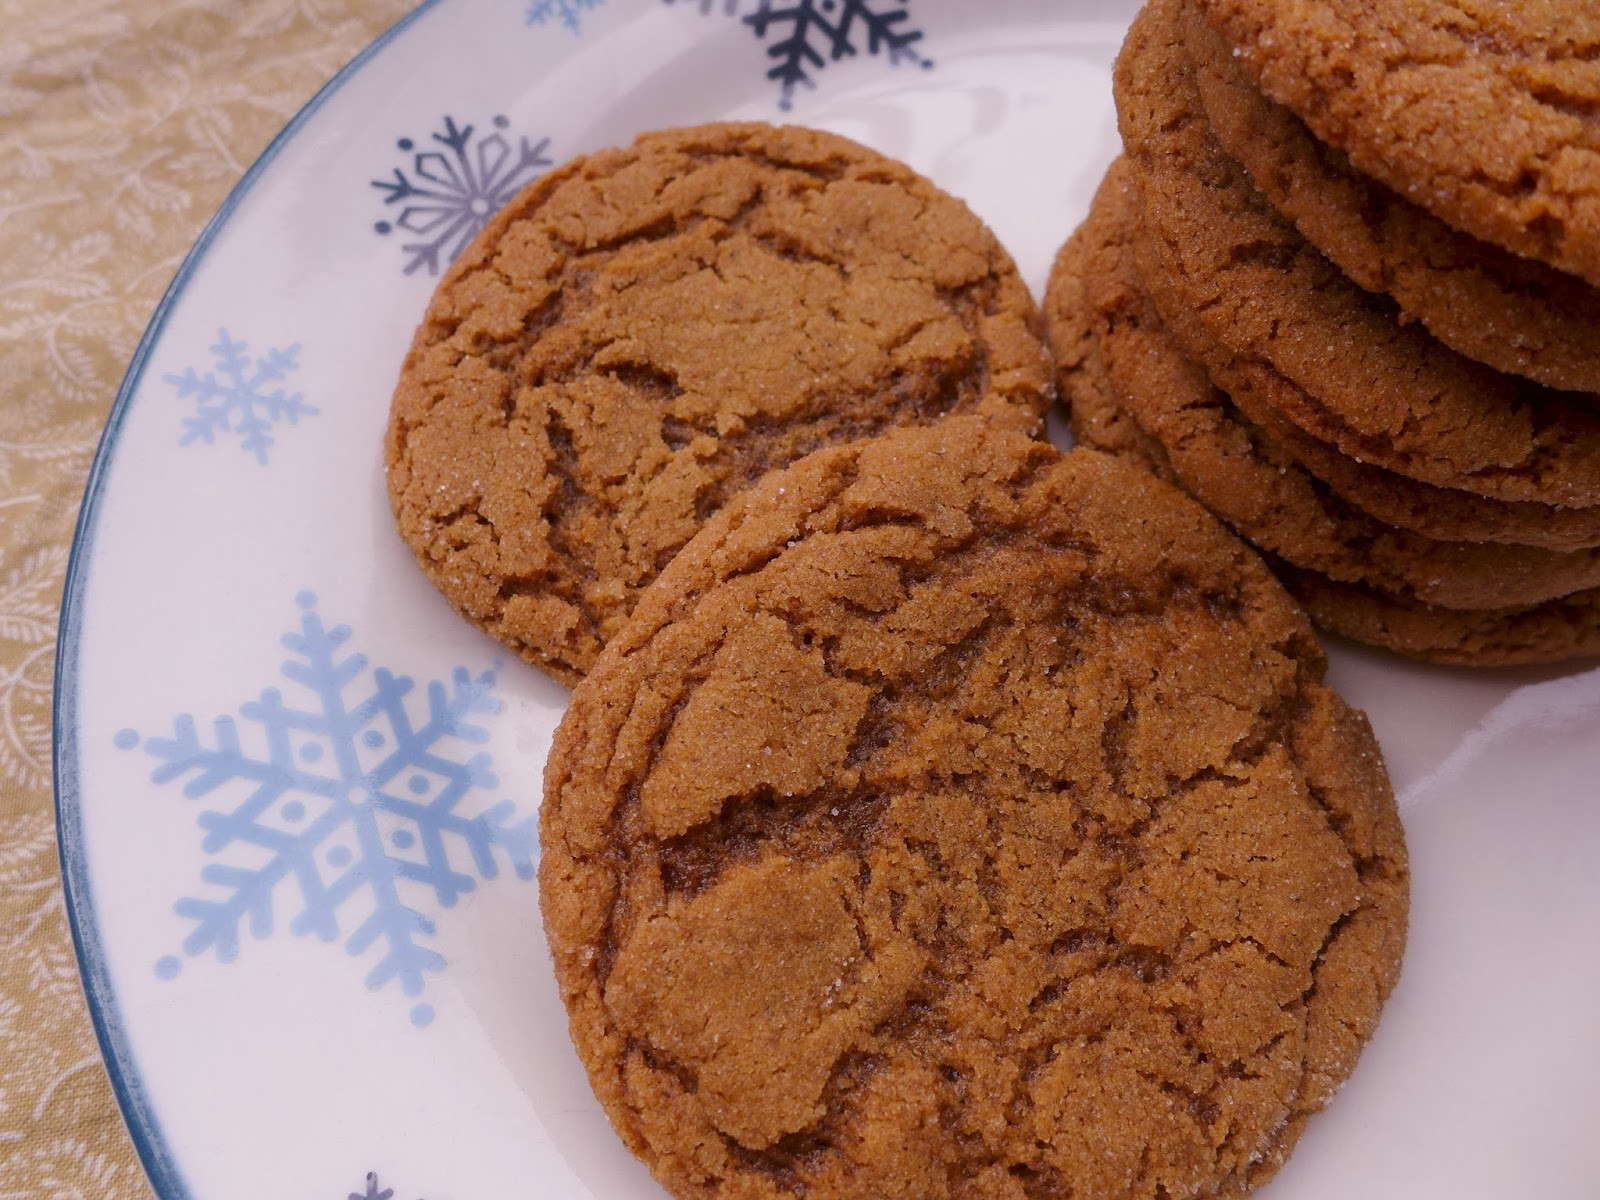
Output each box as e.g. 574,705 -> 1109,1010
52,4 -> 445,1196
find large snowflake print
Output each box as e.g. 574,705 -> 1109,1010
162,329 -> 315,465
116,592 -> 537,1029
371,115 -> 552,276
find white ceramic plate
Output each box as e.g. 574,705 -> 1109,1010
55,2 -> 1600,1198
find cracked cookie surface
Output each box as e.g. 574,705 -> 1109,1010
1184,7 -> 1600,393
385,122 -> 1051,685
1052,160 -> 1600,612
1116,0 -> 1600,507
1195,0 -> 1600,285
540,416 -> 1409,1200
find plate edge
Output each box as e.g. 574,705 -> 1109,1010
51,3 -> 448,1196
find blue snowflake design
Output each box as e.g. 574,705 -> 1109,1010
527,0 -> 606,30
662,0 -> 741,13
350,1172 -> 419,1200
115,592 -> 537,1029
372,115 -> 552,275
162,330 -> 315,465
746,0 -> 930,108
666,0 -> 931,109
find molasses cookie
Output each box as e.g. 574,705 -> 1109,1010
541,416 -> 1409,1200
1195,0 -> 1600,285
1117,0 -> 1600,507
386,122 -> 1052,685
1275,563 -> 1600,667
1184,7 -> 1600,394
1054,162 -> 1600,610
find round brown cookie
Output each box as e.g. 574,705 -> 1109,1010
1063,161 -> 1600,610
1131,219 -> 1600,552
1184,8 -> 1600,394
385,122 -> 1052,685
1194,0 -> 1600,286
1274,560 -> 1600,667
1115,0 -> 1600,508
541,415 -> 1409,1200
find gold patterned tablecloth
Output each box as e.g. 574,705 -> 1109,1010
0,3 -> 415,1193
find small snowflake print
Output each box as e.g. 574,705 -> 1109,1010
162,330 -> 315,465
661,0 -> 741,13
527,0 -> 606,30
663,0 -> 932,109
746,0 -> 931,109
350,1172 -> 425,1200
371,115 -> 552,275
117,592 -> 537,1029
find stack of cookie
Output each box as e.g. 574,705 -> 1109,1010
1050,0 -> 1600,665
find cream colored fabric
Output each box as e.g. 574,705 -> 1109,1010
0,2 -> 414,1192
